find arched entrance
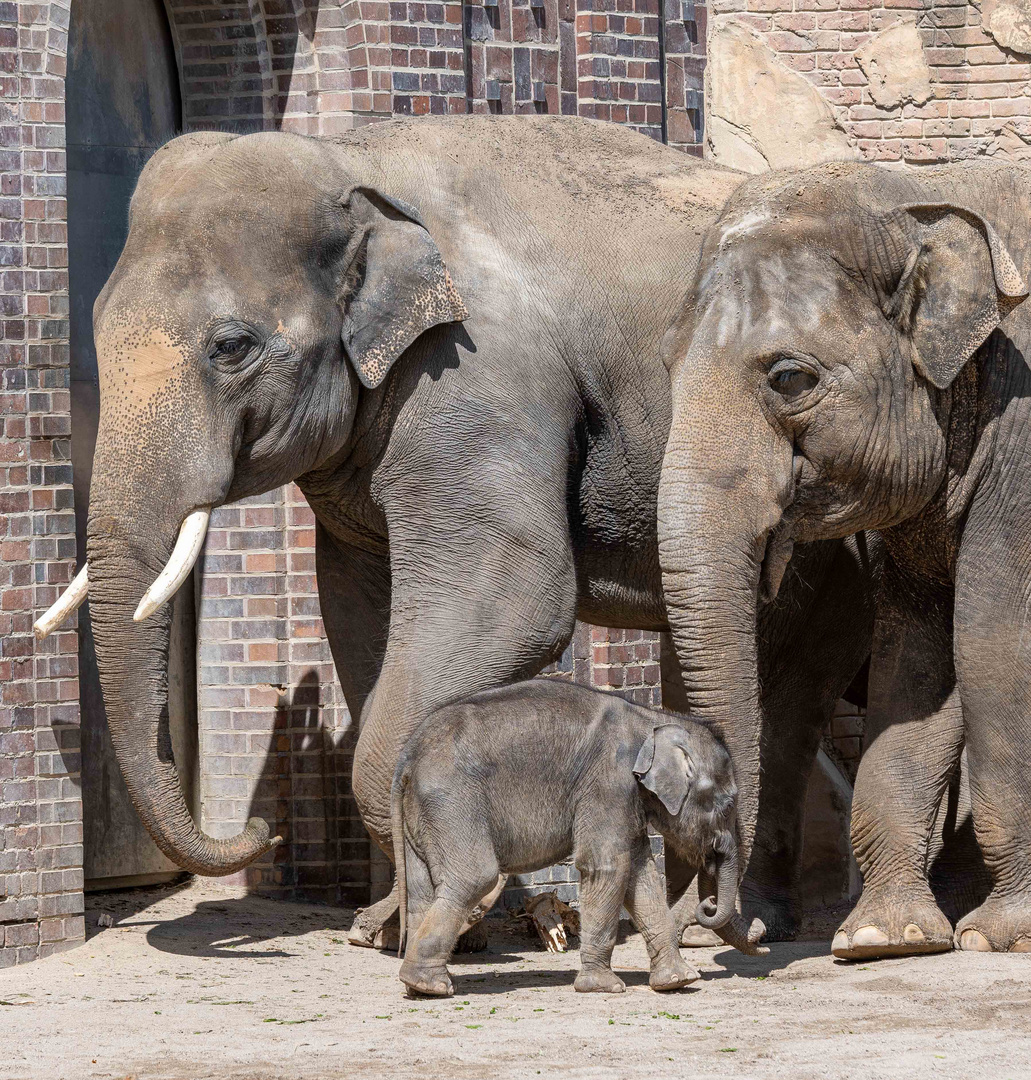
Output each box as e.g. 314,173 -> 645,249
67,0 -> 199,889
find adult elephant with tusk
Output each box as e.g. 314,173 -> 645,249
37,117 -> 873,930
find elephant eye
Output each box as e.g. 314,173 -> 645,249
208,330 -> 257,366
768,358 -> 819,398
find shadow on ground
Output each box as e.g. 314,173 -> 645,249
705,940 -> 831,979
85,884 -> 358,959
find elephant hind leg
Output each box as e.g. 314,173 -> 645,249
399,860 -> 502,999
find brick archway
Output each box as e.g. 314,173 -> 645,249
162,0 -> 323,133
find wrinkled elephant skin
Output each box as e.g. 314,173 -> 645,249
659,158 -> 1031,958
71,117 -> 872,937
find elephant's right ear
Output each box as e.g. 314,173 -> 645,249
335,187 -> 468,389
881,204 -> 1028,390
634,725 -> 695,816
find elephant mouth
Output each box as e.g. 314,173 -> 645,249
759,522 -> 794,604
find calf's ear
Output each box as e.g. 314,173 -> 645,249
334,187 -> 468,389
634,724 -> 695,816
881,204 -> 1027,390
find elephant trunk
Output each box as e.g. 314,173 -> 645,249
696,854 -> 769,956
87,488 -> 279,876
658,353 -> 793,932
695,835 -> 739,929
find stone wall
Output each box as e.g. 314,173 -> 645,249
706,0 -> 1031,170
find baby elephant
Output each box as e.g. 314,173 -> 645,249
392,679 -> 757,998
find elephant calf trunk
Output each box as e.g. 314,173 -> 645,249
695,837 -> 770,957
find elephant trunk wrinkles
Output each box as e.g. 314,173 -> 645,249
695,834 -> 739,929
87,496 -> 278,876
658,364 -> 792,942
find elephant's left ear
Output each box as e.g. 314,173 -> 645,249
634,724 -> 695,816
883,204 -> 1028,390
336,187 -> 468,389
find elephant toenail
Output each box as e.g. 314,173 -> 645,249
831,930 -> 850,955
902,924 -> 925,944
1010,939 -> 1031,953
958,929 -> 992,952
851,926 -> 891,948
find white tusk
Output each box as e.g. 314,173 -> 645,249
33,565 -> 89,641
133,508 -> 211,622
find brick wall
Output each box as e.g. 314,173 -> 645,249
198,487 -> 366,906
0,0 -> 84,966
713,0 -> 1031,166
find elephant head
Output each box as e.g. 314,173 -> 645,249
36,130 -> 467,875
634,721 -> 767,954
657,162 -> 1029,891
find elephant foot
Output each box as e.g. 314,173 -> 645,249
453,919 -> 490,954
574,967 -> 626,994
649,957 -> 700,991
348,891 -> 399,950
400,960 -> 454,998
955,894 -> 1031,953
832,883 -> 952,961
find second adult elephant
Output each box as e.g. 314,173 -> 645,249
658,158 -> 1031,958
37,116 -> 872,944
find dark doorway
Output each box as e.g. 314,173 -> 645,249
67,0 -> 199,889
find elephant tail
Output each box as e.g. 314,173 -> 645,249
391,762 -> 410,958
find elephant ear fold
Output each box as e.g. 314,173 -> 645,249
883,204 -> 1028,391
336,187 -> 468,389
633,725 -> 694,817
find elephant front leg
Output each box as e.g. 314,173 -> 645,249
951,527 -> 1031,953
573,851 -> 632,994
312,528 -> 404,948
833,565 -> 959,961
347,467 -> 578,944
624,841 -> 699,991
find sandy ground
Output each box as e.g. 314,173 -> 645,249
2,881 -> 1030,1080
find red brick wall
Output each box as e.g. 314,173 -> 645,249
0,0 -> 84,966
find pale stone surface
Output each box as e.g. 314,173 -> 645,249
705,17 -> 857,173
854,20 -> 932,109
981,0 -> 1031,56
987,120 -> 1031,163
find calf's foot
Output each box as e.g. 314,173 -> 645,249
649,955 -> 700,991
574,967 -> 626,994
832,881 -> 952,960
955,894 -> 1031,952
454,920 -> 490,954
399,959 -> 454,998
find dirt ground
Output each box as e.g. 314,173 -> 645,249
2,881 -> 1030,1080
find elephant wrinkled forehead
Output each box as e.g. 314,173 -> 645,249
696,234 -> 856,352
127,133 -> 340,262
